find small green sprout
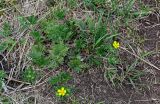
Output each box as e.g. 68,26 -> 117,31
23,67 -> 37,83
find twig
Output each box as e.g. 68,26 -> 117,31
120,47 -> 160,71
5,77 -> 30,85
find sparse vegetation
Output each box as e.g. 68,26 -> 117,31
0,0 -> 160,103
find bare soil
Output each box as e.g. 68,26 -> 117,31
69,7 -> 160,104
0,1 -> 160,104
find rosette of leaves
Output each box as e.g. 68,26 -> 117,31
40,20 -> 73,43
29,44 -> 49,67
49,43 -> 69,68
68,56 -> 87,73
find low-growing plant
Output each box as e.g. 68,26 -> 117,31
93,0 -> 106,5
18,15 -> 37,29
49,72 -> 72,85
49,43 -> 69,68
68,56 -> 87,73
18,16 -> 30,29
0,95 -> 11,104
29,44 -> 49,67
52,7 -> 66,20
22,67 -> 37,83
54,86 -> 73,102
49,72 -> 73,100
0,0 -> 156,103
40,20 -> 73,43
0,38 -> 16,53
30,30 -> 43,43
0,70 -> 6,91
107,55 -> 119,65
105,63 -> 144,87
0,22 -> 11,37
67,0 -> 78,9
27,15 -> 38,25
56,86 -> 71,97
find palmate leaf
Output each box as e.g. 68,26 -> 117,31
49,72 -> 72,85
50,43 -> 69,66
29,44 -> 48,67
41,21 -> 72,42
68,57 -> 87,73
0,22 -> 11,37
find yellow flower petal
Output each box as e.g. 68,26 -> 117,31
113,41 -> 120,49
57,87 -> 67,97
61,87 -> 65,90
57,89 -> 61,93
58,92 -> 62,96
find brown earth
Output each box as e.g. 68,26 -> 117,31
66,3 -> 160,104
0,1 -> 160,104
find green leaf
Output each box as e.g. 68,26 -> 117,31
0,70 -> 6,91
22,67 -> 37,83
125,0 -> 136,12
94,34 -> 118,48
133,10 -> 152,17
29,44 -> 48,67
107,55 -> 119,65
52,8 -> 66,20
30,30 -> 42,42
96,45 -> 108,56
49,43 -> 69,68
93,0 -> 105,5
41,21 -> 72,42
86,16 -> 95,33
0,42 -> 8,53
27,15 -> 37,25
18,16 -> 29,28
0,38 -> 15,53
67,0 -> 78,9
68,57 -> 86,73
0,95 -> 11,104
0,70 -> 6,80
75,39 -> 86,49
0,22 -> 11,37
49,72 -> 72,85
88,56 -> 102,66
75,19 -> 86,31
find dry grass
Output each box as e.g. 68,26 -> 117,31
0,0 -> 160,104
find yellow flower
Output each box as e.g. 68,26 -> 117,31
57,87 -> 67,96
112,41 -> 120,49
